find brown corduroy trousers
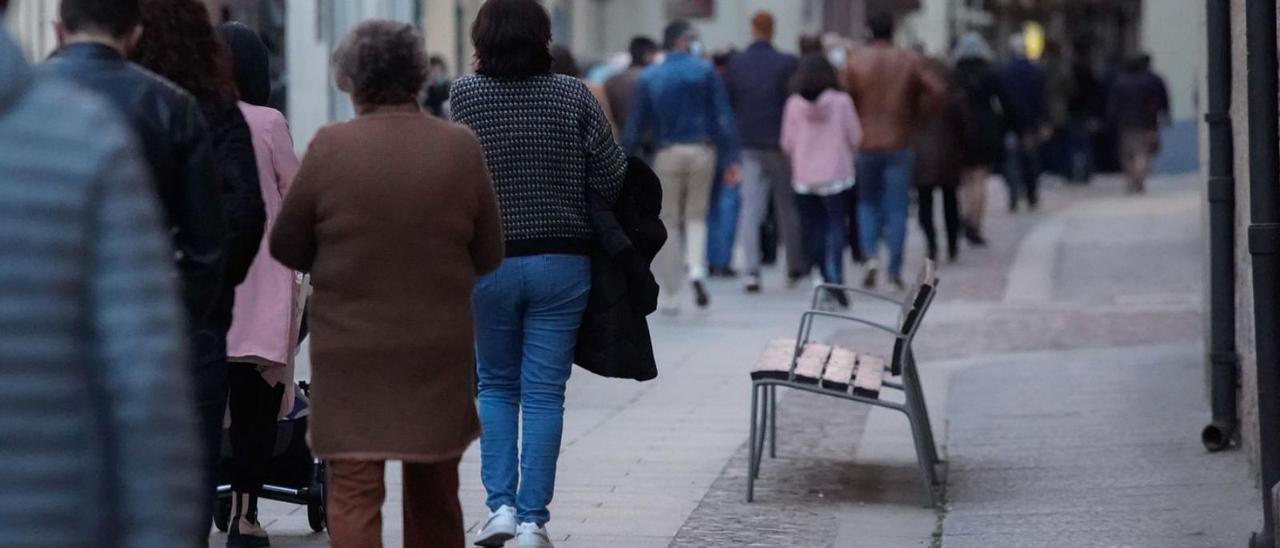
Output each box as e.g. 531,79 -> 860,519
327,458 -> 464,548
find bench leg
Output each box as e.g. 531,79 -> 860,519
904,405 -> 940,508
903,365 -> 941,468
754,385 -> 769,478
747,383 -> 760,502
768,385 -> 778,459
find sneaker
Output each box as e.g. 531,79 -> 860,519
516,522 -> 554,548
890,277 -> 907,292
709,265 -> 738,278
829,288 -> 850,309
862,261 -> 879,290
744,273 -> 762,294
692,280 -> 710,308
227,493 -> 269,548
474,505 -> 517,547
787,271 -> 809,288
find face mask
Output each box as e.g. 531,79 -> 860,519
827,47 -> 847,68
690,41 -> 705,58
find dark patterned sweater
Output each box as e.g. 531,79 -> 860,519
451,73 -> 627,257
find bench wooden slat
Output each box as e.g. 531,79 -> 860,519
793,344 -> 831,383
750,339 -> 798,380
853,353 -> 887,397
821,347 -> 858,391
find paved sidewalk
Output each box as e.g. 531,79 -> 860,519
211,175 -> 1259,547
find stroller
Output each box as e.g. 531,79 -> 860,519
212,380 -> 328,534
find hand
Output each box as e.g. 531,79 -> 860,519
724,164 -> 743,186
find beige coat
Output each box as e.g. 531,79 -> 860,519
271,103 -> 504,462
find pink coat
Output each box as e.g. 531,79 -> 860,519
781,89 -> 864,191
227,103 -> 301,391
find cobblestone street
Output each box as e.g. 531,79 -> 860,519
215,174 -> 1260,547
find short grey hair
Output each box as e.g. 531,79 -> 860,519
332,19 -> 428,106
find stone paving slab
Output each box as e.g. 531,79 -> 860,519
941,345 -> 1260,548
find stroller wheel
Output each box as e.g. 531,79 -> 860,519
307,472 -> 326,533
213,496 -> 232,532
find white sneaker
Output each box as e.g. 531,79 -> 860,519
516,522 -> 554,548
474,505 -> 516,547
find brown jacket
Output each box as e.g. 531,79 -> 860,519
841,42 -> 946,152
270,104 -> 504,463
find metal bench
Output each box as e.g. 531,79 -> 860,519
747,260 -> 942,507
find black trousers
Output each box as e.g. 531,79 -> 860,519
227,363 -> 285,493
1004,133 -> 1041,210
844,188 -> 866,263
192,330 -> 228,545
917,184 -> 960,259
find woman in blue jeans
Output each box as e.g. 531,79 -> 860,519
450,1 -> 626,546
781,53 -> 864,309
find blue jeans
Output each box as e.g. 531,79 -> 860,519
706,165 -> 739,268
856,150 -> 914,278
473,255 -> 590,526
796,191 -> 848,284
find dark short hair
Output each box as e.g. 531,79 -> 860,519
798,33 -> 823,55
429,55 -> 447,68
332,20 -> 428,106
629,36 -> 659,67
664,19 -> 693,51
472,0 -> 552,79
550,45 -> 580,78
868,11 -> 894,41
790,52 -> 839,97
60,0 -> 141,38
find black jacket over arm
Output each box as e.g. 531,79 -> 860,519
200,99 -> 266,336
575,157 -> 667,381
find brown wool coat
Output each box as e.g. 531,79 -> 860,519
270,103 -> 504,463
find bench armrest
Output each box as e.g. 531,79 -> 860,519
795,310 -> 906,348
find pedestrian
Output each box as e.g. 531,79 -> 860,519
725,11 -> 803,293
842,11 -> 945,290
130,1 -> 268,533
624,19 -> 742,311
1106,53 -> 1169,194
604,35 -> 660,142
552,44 -> 616,130
707,48 -> 741,278
424,55 -> 452,117
217,21 -> 303,548
0,6 -> 203,545
269,19 -> 504,548
41,0 -> 230,541
951,32 -> 1005,247
781,53 -> 863,309
449,1 -> 626,545
997,33 -> 1047,212
1066,42 -> 1103,184
914,57 -> 966,263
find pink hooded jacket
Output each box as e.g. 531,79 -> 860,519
226,103 -> 302,416
781,89 -> 864,192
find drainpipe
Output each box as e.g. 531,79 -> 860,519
1201,0 -> 1238,453
1246,0 -> 1280,545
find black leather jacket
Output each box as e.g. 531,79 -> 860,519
43,43 -> 227,333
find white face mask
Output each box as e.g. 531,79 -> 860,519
690,41 -> 705,58
827,47 -> 847,68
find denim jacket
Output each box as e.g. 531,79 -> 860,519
623,52 -> 741,164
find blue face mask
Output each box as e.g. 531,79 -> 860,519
827,47 -> 847,69
690,41 -> 705,58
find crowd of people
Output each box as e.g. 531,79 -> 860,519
0,0 -> 1174,547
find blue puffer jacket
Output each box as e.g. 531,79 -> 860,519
0,29 -> 202,548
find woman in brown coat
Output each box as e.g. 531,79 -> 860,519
269,20 -> 503,548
